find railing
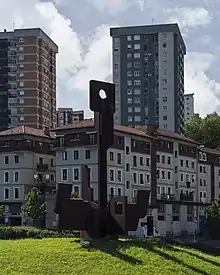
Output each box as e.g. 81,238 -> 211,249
160,193 -> 176,201
180,193 -> 194,202
36,163 -> 49,171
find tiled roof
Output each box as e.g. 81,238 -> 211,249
0,126 -> 55,138
157,129 -> 198,144
52,119 -> 198,143
52,119 -> 152,138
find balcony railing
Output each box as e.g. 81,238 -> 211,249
180,193 -> 194,202
36,163 -> 49,171
160,193 -> 176,201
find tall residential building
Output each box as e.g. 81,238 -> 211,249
184,93 -> 194,122
0,28 -> 58,131
56,108 -> 84,126
110,23 -> 186,133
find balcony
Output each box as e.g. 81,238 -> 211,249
180,193 -> 194,202
160,193 -> 176,201
36,163 -> 49,171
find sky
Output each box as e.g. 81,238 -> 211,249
1,0 -> 220,117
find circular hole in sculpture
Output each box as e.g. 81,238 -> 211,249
99,89 -> 107,99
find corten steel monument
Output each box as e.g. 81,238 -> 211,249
54,80 -> 151,238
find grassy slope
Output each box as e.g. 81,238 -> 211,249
0,238 -> 220,275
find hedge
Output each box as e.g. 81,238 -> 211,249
0,226 -> 79,240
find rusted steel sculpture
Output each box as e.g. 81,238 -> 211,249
55,80 -> 151,238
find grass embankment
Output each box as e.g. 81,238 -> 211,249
0,238 -> 220,274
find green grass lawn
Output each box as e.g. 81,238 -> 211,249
0,238 -> 220,275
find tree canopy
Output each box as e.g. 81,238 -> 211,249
206,196 -> 220,239
184,112 -> 220,149
21,187 -> 47,221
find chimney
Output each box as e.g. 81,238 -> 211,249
44,127 -> 50,136
146,124 -> 158,136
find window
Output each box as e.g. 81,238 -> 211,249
109,169 -> 115,182
61,168 -> 68,181
162,97 -> 167,102
19,72 -> 24,77
19,46 -> 24,52
134,35 -> 140,40
117,187 -> 122,196
20,90 -> 24,96
126,146 -> 129,154
19,55 -> 24,60
14,187 -> 20,199
134,53 -> 140,59
109,151 -> 114,161
19,38 -> 24,43
4,188 -> 9,200
128,107 -> 132,113
20,81 -> 24,87
73,168 -> 79,181
20,64 -> 24,69
134,97 -> 140,103
163,115 -> 167,120
20,116 -> 24,121
133,172 -> 137,184
127,35 -> 132,41
127,80 -> 132,86
127,53 -> 132,59
146,174 -> 150,183
127,89 -> 132,95
134,62 -> 140,68
134,80 -> 141,85
14,171 -> 19,183
4,156 -> 9,164
167,157 -> 171,165
134,44 -> 140,50
163,42 -> 167,48
163,78 -> 167,84
4,172 -> 9,183
117,170 -> 122,183
73,150 -> 79,160
127,44 -> 132,49
180,160 -> 183,167
117,153 -> 122,164
140,173 -> 144,184
146,158 -> 150,166
126,181 -> 130,189
133,156 -> 137,166
180,173 -> 183,181
127,98 -> 132,104
20,98 -> 24,104
140,157 -> 143,166
110,187 -> 114,197
134,88 -> 141,95
61,151 -> 67,160
157,155 -> 160,163
73,186 -> 80,198
134,71 -> 140,76
167,171 -> 171,180
162,170 -> 165,179
127,62 -> 132,68
85,149 -> 91,159
14,155 -> 19,163
128,116 -> 132,122
134,107 -> 141,112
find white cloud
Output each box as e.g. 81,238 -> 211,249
165,7 -> 212,29
185,52 -> 220,116
86,0 -> 144,13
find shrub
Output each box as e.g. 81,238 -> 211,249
0,226 -> 79,240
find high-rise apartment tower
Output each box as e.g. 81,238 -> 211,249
0,28 -> 58,131
110,23 -> 186,133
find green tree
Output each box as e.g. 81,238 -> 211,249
185,112 -> 220,149
21,187 -> 47,227
206,196 -> 220,239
